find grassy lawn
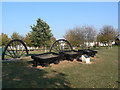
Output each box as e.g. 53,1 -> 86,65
2,46 -> 118,88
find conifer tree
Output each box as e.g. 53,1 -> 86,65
30,18 -> 53,47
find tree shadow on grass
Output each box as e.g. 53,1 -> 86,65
2,60 -> 70,88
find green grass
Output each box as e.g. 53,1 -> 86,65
2,47 -> 118,88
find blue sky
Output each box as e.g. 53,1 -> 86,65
2,2 -> 118,39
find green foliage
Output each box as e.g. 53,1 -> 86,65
24,33 -> 32,47
93,45 -> 96,48
30,18 -> 53,47
0,33 -> 11,46
11,32 -> 21,40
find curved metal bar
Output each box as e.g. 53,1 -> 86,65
49,39 -> 73,52
2,39 -> 29,60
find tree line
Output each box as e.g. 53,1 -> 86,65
64,25 -> 119,47
0,18 -> 56,47
0,18 -> 119,48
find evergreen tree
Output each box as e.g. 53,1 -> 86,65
0,33 -> 11,46
30,18 -> 53,47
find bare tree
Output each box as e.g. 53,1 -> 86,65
97,25 -> 118,47
84,26 -> 97,42
64,25 -> 97,48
